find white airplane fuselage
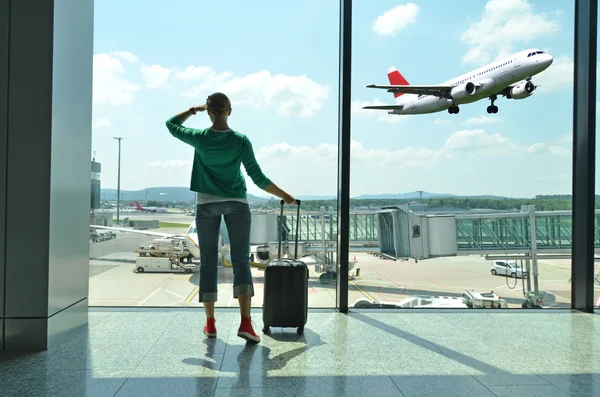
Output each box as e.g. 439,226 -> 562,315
390,49 -> 553,115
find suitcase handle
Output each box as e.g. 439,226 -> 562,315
278,199 -> 301,259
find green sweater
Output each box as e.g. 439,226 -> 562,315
165,116 -> 272,199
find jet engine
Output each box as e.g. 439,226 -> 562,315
450,81 -> 476,101
508,80 -> 535,99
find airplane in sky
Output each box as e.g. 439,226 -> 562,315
362,48 -> 553,115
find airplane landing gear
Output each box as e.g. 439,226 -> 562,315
487,95 -> 498,114
448,104 -> 460,114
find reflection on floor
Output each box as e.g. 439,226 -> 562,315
1,309 -> 599,396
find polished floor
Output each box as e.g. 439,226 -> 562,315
1,309 -> 599,396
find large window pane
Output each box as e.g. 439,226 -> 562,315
89,0 -> 339,308
349,0 -> 574,310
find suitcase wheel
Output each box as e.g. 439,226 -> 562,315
262,325 -> 270,334
297,327 -> 304,335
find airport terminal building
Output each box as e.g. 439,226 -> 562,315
1,1 -> 599,396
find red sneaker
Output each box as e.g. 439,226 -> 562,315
203,318 -> 217,338
237,316 -> 260,343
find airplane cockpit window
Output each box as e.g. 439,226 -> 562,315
537,51 -> 544,54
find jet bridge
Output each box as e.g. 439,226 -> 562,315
252,205 -> 600,299
252,205 -> 600,258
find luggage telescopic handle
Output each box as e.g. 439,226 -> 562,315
279,199 -> 301,259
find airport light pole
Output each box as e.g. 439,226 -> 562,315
417,190 -> 424,210
113,137 -> 125,224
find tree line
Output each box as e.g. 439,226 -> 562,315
251,195 -> 596,212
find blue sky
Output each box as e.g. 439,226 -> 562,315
91,0 -> 582,199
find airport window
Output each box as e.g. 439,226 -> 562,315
346,0 -> 575,312
90,0 -> 339,309
85,0 -> 581,313
412,225 -> 421,238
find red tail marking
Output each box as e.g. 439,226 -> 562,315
387,70 -> 410,98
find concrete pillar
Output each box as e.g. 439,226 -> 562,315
0,0 -> 94,351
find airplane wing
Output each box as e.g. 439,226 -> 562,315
91,225 -> 174,238
362,105 -> 404,110
365,84 -> 454,98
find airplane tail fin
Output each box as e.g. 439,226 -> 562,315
387,67 -> 409,104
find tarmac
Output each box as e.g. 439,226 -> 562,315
89,220 -> 585,309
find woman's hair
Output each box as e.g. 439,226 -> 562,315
206,92 -> 231,116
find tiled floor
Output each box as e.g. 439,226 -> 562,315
1,309 -> 599,396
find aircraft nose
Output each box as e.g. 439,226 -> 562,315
544,54 -> 553,67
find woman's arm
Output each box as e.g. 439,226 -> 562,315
175,105 -> 207,123
165,105 -> 207,145
241,137 -> 296,204
263,182 -> 296,204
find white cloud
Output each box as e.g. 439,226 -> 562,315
443,129 -> 513,155
92,118 -> 111,129
549,146 -> 570,157
178,67 -> 234,99
157,130 -> 570,197
434,118 -> 452,125
535,55 -> 573,92
141,64 -> 174,88
537,173 -> 570,181
148,159 -> 192,168
465,115 -> 504,125
349,140 -> 441,168
461,0 -> 560,64
257,129 -> 558,170
110,51 -> 139,63
525,142 -> 547,153
141,160 -> 194,188
181,68 -> 330,118
559,133 -> 572,144
534,56 -> 600,93
351,99 -> 406,123
373,3 -> 420,36
93,53 -> 141,106
175,66 -> 232,83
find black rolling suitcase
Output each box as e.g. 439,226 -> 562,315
262,199 -> 308,335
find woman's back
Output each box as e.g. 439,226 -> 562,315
165,118 -> 272,199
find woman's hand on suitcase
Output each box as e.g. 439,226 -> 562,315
283,193 -> 297,205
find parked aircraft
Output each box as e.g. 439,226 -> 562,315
131,202 -> 168,213
362,48 -> 553,115
93,221 -> 274,269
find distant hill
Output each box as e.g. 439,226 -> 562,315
352,191 -> 514,200
100,187 -> 531,202
101,187 -> 266,203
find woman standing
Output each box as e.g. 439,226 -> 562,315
166,92 -> 296,343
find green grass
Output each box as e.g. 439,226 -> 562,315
158,222 -> 191,228
123,220 -> 190,228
